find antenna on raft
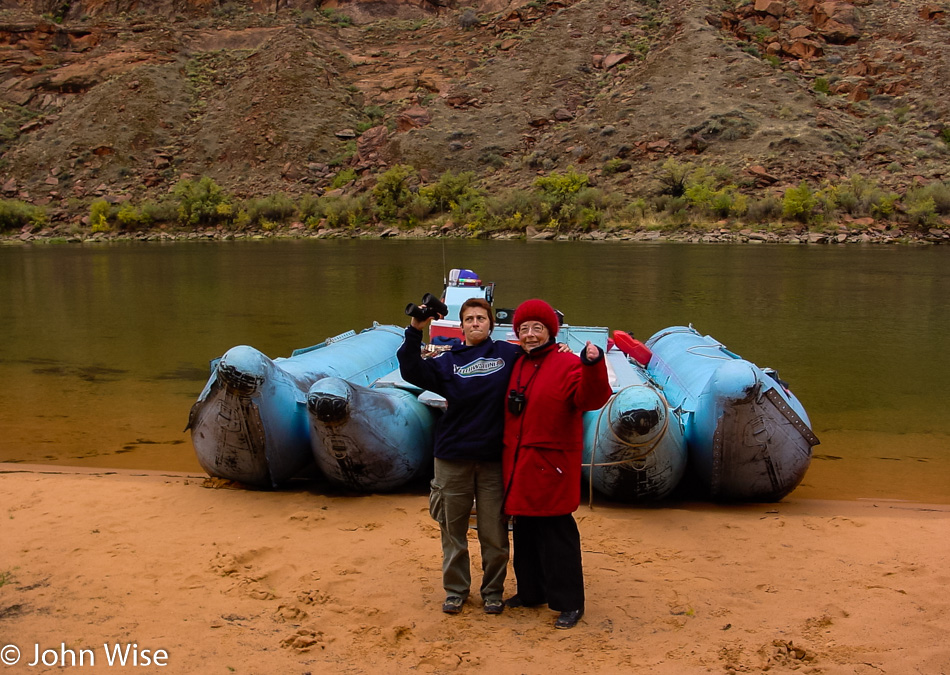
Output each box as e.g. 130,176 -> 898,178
442,236 -> 447,286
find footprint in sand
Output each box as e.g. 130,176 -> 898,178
280,627 -> 326,652
297,589 -> 331,605
209,550 -> 276,600
759,639 -> 817,670
287,511 -> 327,529
273,603 -> 308,622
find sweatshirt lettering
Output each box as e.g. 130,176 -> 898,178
453,357 -> 505,378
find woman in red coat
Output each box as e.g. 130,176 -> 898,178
501,299 -> 611,629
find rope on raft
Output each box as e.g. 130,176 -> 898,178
583,384 -> 672,509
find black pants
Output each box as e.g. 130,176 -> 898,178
511,513 -> 584,612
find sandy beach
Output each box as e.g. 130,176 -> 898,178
1,464 -> 948,675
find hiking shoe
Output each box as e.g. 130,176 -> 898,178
442,595 -> 465,614
555,609 -> 583,629
483,599 -> 504,615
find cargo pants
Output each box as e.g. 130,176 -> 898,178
429,457 -> 509,603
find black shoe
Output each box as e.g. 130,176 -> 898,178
555,609 -> 583,629
504,595 -> 543,609
483,599 -> 504,614
442,595 -> 465,614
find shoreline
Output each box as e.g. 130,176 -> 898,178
3,221 -> 950,246
2,464 -> 948,673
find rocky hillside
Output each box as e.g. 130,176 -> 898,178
1,0 -> 948,232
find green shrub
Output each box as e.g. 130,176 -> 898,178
658,158 -> 693,197
615,197 -> 649,226
372,164 -> 421,225
533,167 -> 589,197
89,199 -> 114,232
782,182 -> 817,223
0,199 -> 45,232
532,167 -> 590,228
243,193 -> 296,226
330,169 -> 358,189
328,140 -> 357,167
419,170 -> 481,215
320,8 -> 352,26
906,181 -> 950,216
115,202 -> 150,230
905,194 -> 937,228
139,200 -> 179,225
603,158 -> 631,175
297,194 -> 323,222
746,196 -> 782,224
481,190 -> 542,231
827,175 -> 892,217
869,191 -> 899,220
172,176 -> 230,226
320,193 -> 372,229
813,77 -> 830,94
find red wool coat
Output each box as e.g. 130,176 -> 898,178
502,342 -> 612,517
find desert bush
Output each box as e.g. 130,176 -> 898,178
139,200 -> 179,225
602,158 -> 631,175
419,170 -> 481,215
311,193 -> 372,229
89,199 -> 115,232
746,196 -> 782,223
824,174 -> 892,217
330,168 -> 358,189
481,190 -> 542,231
613,197 -> 650,227
658,158 -> 693,197
904,193 -> 937,228
869,191 -> 899,220
320,8 -> 352,26
243,193 -> 296,226
173,176 -> 230,226
782,182 -> 817,223
0,199 -> 45,232
906,181 -> 950,216
533,167 -> 590,228
328,140 -> 357,167
373,164 -> 421,225
115,202 -> 151,230
534,167 -> 589,198
681,166 -> 746,218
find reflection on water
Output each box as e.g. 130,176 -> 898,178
1,240 -> 948,503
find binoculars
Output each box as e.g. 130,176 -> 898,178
507,389 -> 527,415
406,293 -> 449,322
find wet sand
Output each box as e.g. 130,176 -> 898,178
1,464 -> 948,674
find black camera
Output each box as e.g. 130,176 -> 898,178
406,292 -> 449,322
507,389 -> 526,415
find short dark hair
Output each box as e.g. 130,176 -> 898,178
459,298 -> 495,332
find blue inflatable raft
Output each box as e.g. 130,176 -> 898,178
186,324 -> 404,488
306,376 -> 436,492
646,325 -> 819,501
582,343 -> 688,503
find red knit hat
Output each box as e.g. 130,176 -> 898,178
513,299 -> 559,338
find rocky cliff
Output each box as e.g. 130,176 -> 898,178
1,0 -> 948,230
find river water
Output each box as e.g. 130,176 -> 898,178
1,239 -> 947,503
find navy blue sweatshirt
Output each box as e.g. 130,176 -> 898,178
397,325 -> 521,461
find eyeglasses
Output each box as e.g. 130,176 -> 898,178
517,323 -> 547,336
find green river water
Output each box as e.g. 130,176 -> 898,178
1,239 -> 947,503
